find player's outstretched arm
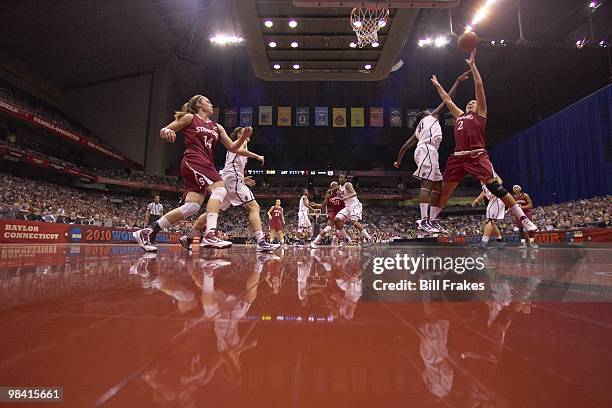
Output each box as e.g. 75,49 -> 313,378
160,114 -> 193,142
218,124 -> 252,152
466,50 -> 487,117
523,193 -> 533,210
431,75 -> 464,119
472,192 -> 485,207
394,133 -> 417,168
432,70 -> 470,118
236,148 -> 265,166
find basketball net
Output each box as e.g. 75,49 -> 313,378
350,6 -> 389,48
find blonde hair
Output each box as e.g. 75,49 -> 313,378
229,127 -> 244,141
175,95 -> 204,120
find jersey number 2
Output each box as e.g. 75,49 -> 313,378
457,121 -> 464,131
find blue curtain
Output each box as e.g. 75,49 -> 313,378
490,85 -> 611,205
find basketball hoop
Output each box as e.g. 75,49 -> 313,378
350,6 -> 389,48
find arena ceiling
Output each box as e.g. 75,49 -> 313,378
0,0 -> 609,90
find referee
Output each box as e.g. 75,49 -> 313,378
145,195 -> 164,227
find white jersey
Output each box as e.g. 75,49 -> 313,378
338,183 -> 360,207
299,195 -> 309,212
221,151 -> 248,180
415,115 -> 442,150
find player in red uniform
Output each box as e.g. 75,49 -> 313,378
512,185 -> 538,248
133,94 -> 252,252
267,199 -> 285,244
429,51 -> 538,237
310,181 -> 345,247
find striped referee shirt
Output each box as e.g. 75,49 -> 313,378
147,202 -> 164,216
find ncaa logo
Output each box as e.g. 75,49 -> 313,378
70,227 -> 82,242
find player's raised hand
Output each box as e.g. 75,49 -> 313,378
431,75 -> 440,87
393,161 -> 400,169
471,199 -> 478,207
160,128 -> 176,142
465,50 -> 476,67
243,127 -> 253,138
457,70 -> 471,82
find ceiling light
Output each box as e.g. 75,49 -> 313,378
349,42 -> 357,48
434,36 -> 449,47
353,20 -> 362,28
289,20 -> 298,28
371,42 -> 380,48
364,64 -> 372,70
268,41 -> 277,48
273,64 -> 281,69
210,35 -> 244,46
293,64 -> 300,69
291,42 -> 299,48
264,20 -> 274,28
378,20 -> 387,28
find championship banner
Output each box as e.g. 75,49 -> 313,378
296,107 -> 309,127
211,107 -> 220,123
259,106 -> 273,125
370,107 -> 383,127
278,107 -> 292,126
224,108 -> 238,128
406,109 -> 419,128
351,108 -> 365,127
332,108 -> 347,127
389,108 -> 402,127
240,107 -> 253,127
315,107 -> 328,126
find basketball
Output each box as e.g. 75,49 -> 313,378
458,31 -> 478,52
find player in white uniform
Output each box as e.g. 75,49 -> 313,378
334,174 -> 373,246
472,171 -> 505,249
180,127 -> 279,252
297,189 -> 317,243
394,71 -> 470,234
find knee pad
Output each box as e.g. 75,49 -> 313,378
179,201 -> 201,218
323,225 -> 332,233
486,181 -> 508,199
209,187 -> 227,202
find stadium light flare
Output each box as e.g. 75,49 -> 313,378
349,42 -> 357,48
291,42 -> 299,48
589,1 -> 601,9
371,41 -> 380,48
268,41 -> 277,48
210,35 -> 244,46
434,36 -> 450,47
264,20 -> 274,28
273,64 -> 281,69
465,0 -> 499,33
289,19 -> 298,28
292,64 -> 300,69
364,64 -> 372,70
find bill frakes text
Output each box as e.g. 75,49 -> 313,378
373,279 -> 485,291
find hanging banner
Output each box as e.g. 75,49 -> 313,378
211,107 -> 220,123
240,107 -> 253,127
315,107 -> 328,126
225,108 -> 238,128
277,107 -> 292,126
406,109 -> 420,128
296,107 -> 310,127
370,107 -> 383,127
332,108 -> 347,128
351,107 -> 365,127
389,108 -> 402,127
259,106 -> 273,125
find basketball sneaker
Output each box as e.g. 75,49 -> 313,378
521,217 -> 538,234
179,235 -> 193,251
133,228 -> 157,252
257,240 -> 280,252
527,241 -> 539,249
428,219 -> 448,234
200,230 -> 232,249
417,219 -> 439,234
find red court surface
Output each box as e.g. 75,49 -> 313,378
0,243 -> 611,407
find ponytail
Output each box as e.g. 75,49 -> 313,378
174,94 -> 204,120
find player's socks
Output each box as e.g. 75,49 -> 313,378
205,213 -> 219,234
481,235 -> 490,244
420,203 -> 429,220
430,206 -> 442,220
186,228 -> 200,239
361,229 -> 372,240
255,230 -> 265,243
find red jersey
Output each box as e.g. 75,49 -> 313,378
327,191 -> 345,214
271,206 -> 283,220
454,113 -> 487,152
182,114 -> 218,164
513,193 -> 532,217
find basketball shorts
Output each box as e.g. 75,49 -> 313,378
220,175 -> 255,211
486,198 -> 506,220
298,211 -> 312,230
181,156 -> 222,195
269,219 -> 283,230
443,150 -> 494,183
337,202 -> 362,222
413,144 -> 443,182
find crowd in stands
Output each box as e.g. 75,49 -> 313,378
0,172 -> 609,242
0,82 -> 121,155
